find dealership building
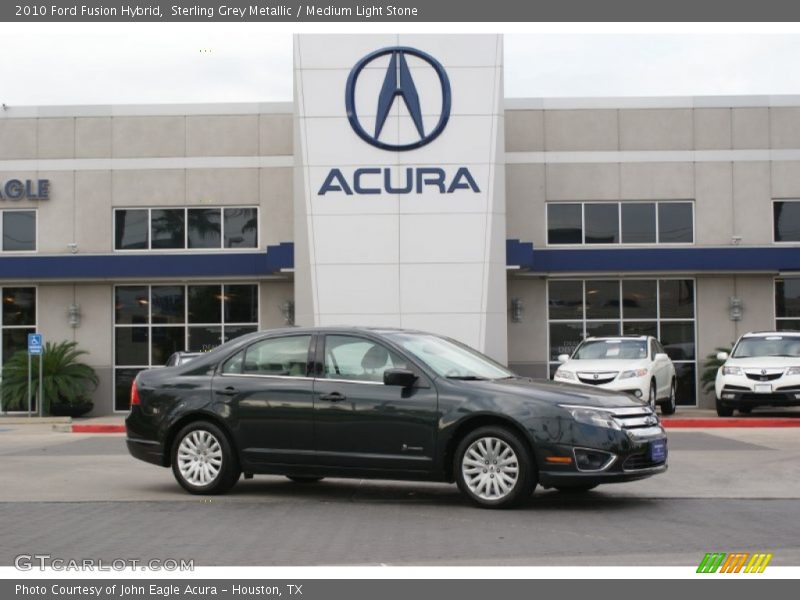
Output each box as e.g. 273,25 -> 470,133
1,33 -> 800,415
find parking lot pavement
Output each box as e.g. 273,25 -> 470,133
0,426 -> 799,565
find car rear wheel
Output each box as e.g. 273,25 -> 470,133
286,476 -> 324,483
172,421 -> 240,495
716,398 -> 734,417
455,426 -> 536,509
660,379 -> 677,415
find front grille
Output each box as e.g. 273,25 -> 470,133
577,372 -> 618,385
745,372 -> 783,382
623,453 -> 666,471
609,406 -> 660,430
723,384 -> 749,391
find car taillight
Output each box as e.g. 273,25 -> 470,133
130,380 -> 141,406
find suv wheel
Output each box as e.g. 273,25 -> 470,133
661,379 -> 677,415
455,426 -> 536,509
715,398 -> 734,418
172,421 -> 240,495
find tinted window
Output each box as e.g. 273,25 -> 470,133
115,286 -> 149,324
2,287 -> 36,326
114,369 -> 143,411
622,280 -> 657,319
115,327 -> 149,366
774,201 -> 800,242
225,285 -> 258,323
548,280 -> 583,320
189,326 -> 222,352
623,321 -> 658,338
660,322 -> 695,360
584,204 -> 618,244
188,208 -> 221,249
188,285 -> 221,323
621,203 -> 656,244
115,209 -> 148,250
151,286 -> 185,324
324,335 -> 407,382
585,321 -> 620,338
776,278 -> 800,318
547,204 -> 582,245
3,211 -> 36,251
659,279 -> 694,318
585,280 -> 620,319
658,202 -> 693,243
151,326 -> 185,365
549,322 -> 584,361
243,335 -> 311,377
2,327 -> 34,365
151,209 -> 185,249
224,208 -> 258,248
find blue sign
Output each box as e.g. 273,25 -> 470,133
345,46 -> 452,151
28,333 -> 43,355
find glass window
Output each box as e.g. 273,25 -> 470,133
778,319 -> 800,331
621,203 -> 656,244
114,369 -> 143,412
189,326 -> 222,352
658,202 -> 693,243
151,209 -> 185,249
774,201 -> 800,242
224,325 -> 258,343
2,327 -> 34,365
188,208 -> 221,249
115,327 -> 149,366
549,322 -> 584,361
585,321 -> 620,338
548,280 -> 583,320
574,339 -> 647,360
388,333 -> 511,379
151,286 -> 185,324
324,335 -> 408,382
622,280 -> 657,319
188,285 -> 222,324
623,321 -> 658,337
3,211 -> 36,251
224,208 -> 258,248
2,288 -> 36,326
584,204 -> 619,244
547,204 -> 582,245
659,279 -> 694,318
225,285 -> 258,323
659,322 -> 696,360
115,286 -> 149,325
776,278 -> 800,318
585,280 -> 620,319
151,326 -> 185,365
115,209 -> 148,250
243,335 -> 311,377
674,363 -> 697,407
222,350 -> 245,375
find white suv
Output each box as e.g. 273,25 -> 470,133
553,336 -> 677,414
715,331 -> 800,416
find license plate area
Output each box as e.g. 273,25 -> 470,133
754,383 -> 772,394
650,439 -> 667,462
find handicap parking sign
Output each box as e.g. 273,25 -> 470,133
28,333 -> 43,355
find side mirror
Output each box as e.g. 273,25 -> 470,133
716,351 -> 729,361
557,354 -> 570,364
655,353 -> 670,361
384,368 -> 418,388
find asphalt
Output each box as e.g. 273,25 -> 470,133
0,425 -> 799,566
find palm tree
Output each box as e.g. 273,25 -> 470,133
700,345 -> 734,395
1,341 -> 99,415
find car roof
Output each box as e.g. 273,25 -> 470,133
584,335 -> 649,341
741,331 -> 800,338
252,326 -> 430,336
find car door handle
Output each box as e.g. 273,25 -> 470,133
216,386 -> 238,396
319,392 -> 346,402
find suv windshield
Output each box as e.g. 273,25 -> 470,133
387,333 -> 513,380
732,336 -> 800,358
573,339 -> 648,360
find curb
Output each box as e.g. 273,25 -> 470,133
662,418 -> 800,428
65,424 -> 126,434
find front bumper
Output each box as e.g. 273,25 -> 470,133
553,374 -> 648,399
718,386 -> 800,408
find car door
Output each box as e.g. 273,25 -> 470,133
312,334 -> 438,474
212,334 -> 315,465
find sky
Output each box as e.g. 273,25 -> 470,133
1,25 -> 800,106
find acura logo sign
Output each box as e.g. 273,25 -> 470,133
345,46 -> 452,151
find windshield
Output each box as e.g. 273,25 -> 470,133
732,336 -> 800,358
573,339 -> 648,360
387,333 -> 514,380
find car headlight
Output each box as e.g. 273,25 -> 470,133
619,368 -> 648,380
722,366 -> 743,376
555,369 -> 575,381
559,405 -> 621,430
785,367 -> 800,376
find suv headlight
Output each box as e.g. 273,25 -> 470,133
555,369 -> 575,381
619,368 -> 648,380
559,405 -> 621,430
722,366 -> 743,376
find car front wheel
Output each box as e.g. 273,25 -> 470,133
716,398 -> 734,417
171,421 -> 240,495
455,426 -> 536,509
661,379 -> 677,415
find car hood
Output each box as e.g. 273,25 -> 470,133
559,359 -> 649,372
725,356 -> 800,369
463,377 -> 647,409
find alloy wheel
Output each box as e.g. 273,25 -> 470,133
177,430 -> 223,487
461,436 -> 520,501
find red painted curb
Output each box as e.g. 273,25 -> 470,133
662,418 -> 800,428
71,424 -> 126,433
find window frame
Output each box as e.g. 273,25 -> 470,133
0,285 -> 39,413
545,201 -> 695,248
113,206 -> 260,253
772,200 -> 800,244
0,209 -> 38,253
